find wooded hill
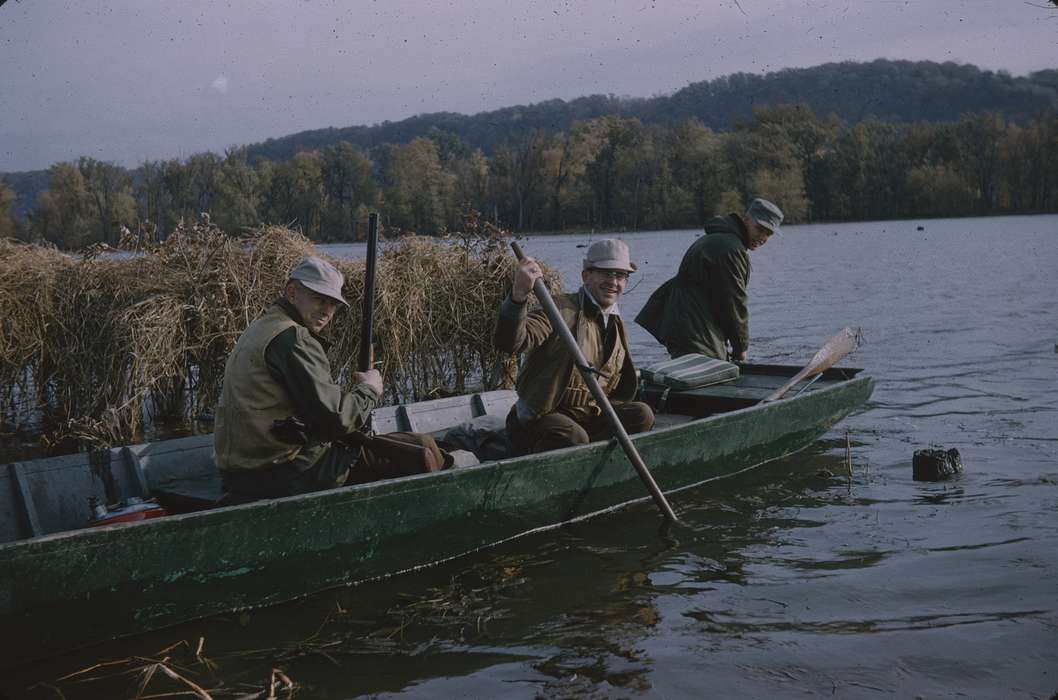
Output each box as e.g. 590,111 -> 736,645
2,59 -> 1056,246
244,59 -> 1058,162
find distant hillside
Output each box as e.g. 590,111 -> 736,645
245,59 -> 1058,162
4,59 -> 1055,220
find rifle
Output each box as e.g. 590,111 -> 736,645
349,213 -> 441,472
358,212 -> 379,371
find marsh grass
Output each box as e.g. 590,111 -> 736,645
0,216 -> 557,449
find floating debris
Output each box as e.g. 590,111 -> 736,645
913,447 -> 963,481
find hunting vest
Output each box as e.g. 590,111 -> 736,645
560,313 -> 626,419
214,306 -> 302,472
513,290 -> 637,421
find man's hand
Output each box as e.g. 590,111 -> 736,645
733,350 -> 747,362
352,369 -> 383,397
512,257 -> 544,304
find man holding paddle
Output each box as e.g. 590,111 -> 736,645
636,197 -> 783,361
495,239 -> 655,454
214,255 -> 446,504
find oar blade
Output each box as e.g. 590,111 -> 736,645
764,327 -> 862,402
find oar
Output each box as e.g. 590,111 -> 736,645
762,327 -> 861,403
509,242 -> 678,523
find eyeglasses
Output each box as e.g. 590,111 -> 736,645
589,269 -> 630,281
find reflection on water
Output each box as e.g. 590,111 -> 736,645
10,216 -> 1058,698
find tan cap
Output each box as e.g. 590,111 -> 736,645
583,238 -> 636,273
289,256 -> 349,306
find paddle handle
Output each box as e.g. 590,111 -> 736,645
510,242 -> 678,523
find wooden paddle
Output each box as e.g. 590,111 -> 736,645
762,327 -> 862,403
509,242 -> 678,523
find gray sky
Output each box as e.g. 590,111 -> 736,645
1,0 -> 1055,172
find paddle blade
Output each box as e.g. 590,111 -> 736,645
763,327 -> 862,402
807,326 -> 862,375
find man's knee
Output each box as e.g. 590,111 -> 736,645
617,401 -> 655,434
530,413 -> 590,453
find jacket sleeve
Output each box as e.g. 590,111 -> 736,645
709,249 -> 750,355
493,294 -> 556,355
265,326 -> 381,440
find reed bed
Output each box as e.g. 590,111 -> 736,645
0,239 -> 71,429
0,219 -> 557,449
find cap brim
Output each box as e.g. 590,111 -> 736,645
299,279 -> 350,307
586,261 -> 637,272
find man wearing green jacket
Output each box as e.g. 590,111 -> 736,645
636,198 -> 783,361
214,256 -> 445,503
495,239 -> 655,454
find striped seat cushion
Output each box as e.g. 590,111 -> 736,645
640,354 -> 739,390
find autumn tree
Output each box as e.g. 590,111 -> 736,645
320,142 -> 377,241
0,182 -> 18,239
378,138 -> 456,234
31,163 -> 96,248
264,151 -> 325,238
77,157 -> 136,245
212,148 -> 264,233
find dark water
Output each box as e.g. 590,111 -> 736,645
10,215 -> 1058,699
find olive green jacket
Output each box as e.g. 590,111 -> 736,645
214,299 -> 380,472
494,288 -> 637,422
635,214 -> 751,359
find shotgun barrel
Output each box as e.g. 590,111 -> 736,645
358,212 -> 379,372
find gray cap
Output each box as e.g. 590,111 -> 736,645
747,198 -> 784,234
583,238 -> 636,272
288,256 -> 349,307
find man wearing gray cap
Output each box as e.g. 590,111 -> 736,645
214,256 -> 445,503
636,197 -> 783,361
495,239 -> 655,454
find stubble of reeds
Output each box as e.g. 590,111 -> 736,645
0,239 -> 72,430
1,215 -> 556,450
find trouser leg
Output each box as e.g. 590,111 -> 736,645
507,409 -> 591,455
347,431 -> 448,485
506,401 -> 655,456
584,401 -> 656,441
288,442 -> 360,494
220,441 -> 360,503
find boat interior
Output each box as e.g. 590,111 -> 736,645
0,364 -> 861,545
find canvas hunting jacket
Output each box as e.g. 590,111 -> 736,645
635,214 -> 751,360
213,298 -> 380,472
494,288 -> 638,423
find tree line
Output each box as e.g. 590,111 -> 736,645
2,105 -> 1057,248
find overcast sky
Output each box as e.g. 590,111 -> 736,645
1,0 -> 1055,173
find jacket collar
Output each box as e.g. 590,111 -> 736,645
732,213 -> 750,248
274,298 -> 332,349
579,287 -> 621,328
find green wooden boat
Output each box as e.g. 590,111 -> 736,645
0,363 -> 873,668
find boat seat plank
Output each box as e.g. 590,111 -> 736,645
0,451 -> 140,541
372,390 -> 517,434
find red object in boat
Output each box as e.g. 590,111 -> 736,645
89,500 -> 167,527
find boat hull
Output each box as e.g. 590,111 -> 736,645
0,373 -> 873,668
